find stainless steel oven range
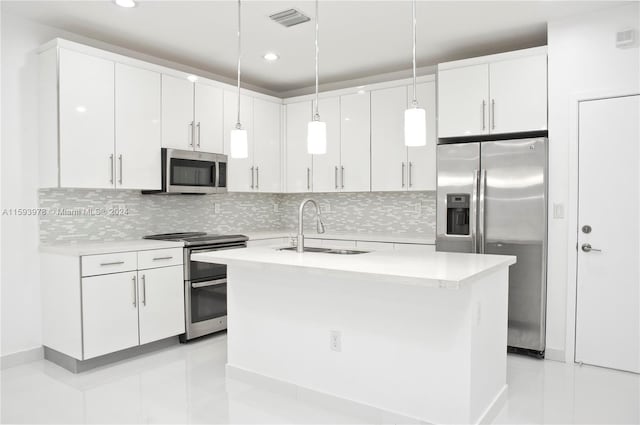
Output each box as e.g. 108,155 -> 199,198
143,232 -> 248,342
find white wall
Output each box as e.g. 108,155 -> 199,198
545,3 -> 640,361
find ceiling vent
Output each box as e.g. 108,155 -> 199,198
269,9 -> 310,28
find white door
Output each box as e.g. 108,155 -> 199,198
437,64 -> 489,138
371,86 -> 407,192
194,82 -> 224,153
82,271 -> 139,359
138,266 -> 185,345
58,49 -> 115,189
223,91 -> 254,192
285,101 -> 313,192
161,74 -> 194,150
115,64 -> 161,190
489,55 -> 547,134
253,98 -> 282,193
575,95 -> 639,373
312,97 -> 341,193
340,92 -> 371,192
407,81 -> 437,191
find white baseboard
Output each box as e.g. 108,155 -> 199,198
1,346 -> 44,370
545,347 -> 566,362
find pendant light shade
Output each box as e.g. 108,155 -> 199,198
405,0 -> 426,147
307,0 -> 327,155
230,0 -> 248,158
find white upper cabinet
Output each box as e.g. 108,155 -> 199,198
58,49 -> 115,189
340,92 -> 371,192
194,82 -> 224,153
437,64 -> 489,138
371,86 -> 407,192
253,98 -> 282,193
489,54 -> 547,134
285,101 -> 313,193
161,74 -> 195,150
407,81 -> 437,191
312,97 -> 341,193
223,91 -> 254,192
115,64 -> 161,190
437,47 -> 548,138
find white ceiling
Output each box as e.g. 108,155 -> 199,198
2,0 -> 626,95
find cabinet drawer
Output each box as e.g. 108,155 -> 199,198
138,248 -> 183,270
82,252 -> 137,277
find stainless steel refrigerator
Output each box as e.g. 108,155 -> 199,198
436,137 -> 547,357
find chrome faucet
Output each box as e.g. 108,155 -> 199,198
297,199 -> 326,253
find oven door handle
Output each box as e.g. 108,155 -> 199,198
191,279 -> 227,289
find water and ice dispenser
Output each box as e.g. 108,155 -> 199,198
446,194 -> 470,236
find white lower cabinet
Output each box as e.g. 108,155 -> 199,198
138,266 -> 185,345
82,271 -> 140,359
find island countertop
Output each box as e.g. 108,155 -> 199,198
191,246 -> 515,288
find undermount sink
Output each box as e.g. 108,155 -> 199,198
278,246 -> 370,255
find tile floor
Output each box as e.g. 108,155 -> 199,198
1,333 -> 638,424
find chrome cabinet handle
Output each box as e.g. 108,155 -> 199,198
196,122 -> 201,148
335,166 -> 339,189
189,121 -> 194,147
482,100 -> 486,131
408,162 -> 413,188
479,169 -> 487,254
255,166 -> 259,190
401,163 -> 406,188
581,243 -> 602,253
192,278 -> 226,289
118,154 -> 123,185
250,166 -> 254,189
341,166 -> 345,189
132,275 -> 137,307
471,169 -> 479,253
141,274 -> 146,306
100,261 -> 125,266
307,168 -> 311,191
152,256 -> 173,261
491,99 -> 495,130
109,154 -> 114,184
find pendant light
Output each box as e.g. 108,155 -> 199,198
307,0 -> 327,155
230,0 -> 248,158
404,0 -> 426,147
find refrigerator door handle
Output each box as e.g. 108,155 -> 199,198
478,169 -> 487,254
471,169 -> 479,253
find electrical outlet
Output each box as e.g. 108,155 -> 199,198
553,203 -> 564,219
330,330 -> 342,352
323,202 -> 331,213
273,203 -> 279,213
213,202 -> 221,214
414,203 -> 421,214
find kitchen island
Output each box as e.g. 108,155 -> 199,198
192,246 -> 516,424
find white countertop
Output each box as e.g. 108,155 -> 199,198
39,239 -> 184,256
191,247 -> 515,288
244,230 -> 436,245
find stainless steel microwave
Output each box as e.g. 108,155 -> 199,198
143,149 -> 227,195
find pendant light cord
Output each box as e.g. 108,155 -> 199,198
411,0 -> 417,107
313,0 -> 320,121
236,0 -> 242,128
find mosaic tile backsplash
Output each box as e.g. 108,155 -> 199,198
38,189 -> 436,244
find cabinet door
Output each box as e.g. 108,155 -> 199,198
371,86 -> 407,192
115,64 -> 161,190
82,271 -> 139,359
194,82 -> 224,153
340,92 -> 371,192
253,98 -> 282,193
223,91 -> 254,192
489,54 -> 547,134
58,49 -> 115,189
138,266 -> 185,345
437,64 -> 489,138
407,81 -> 437,191
161,74 -> 194,150
285,101 -> 313,192
312,97 -> 341,193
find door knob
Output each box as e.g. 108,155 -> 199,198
581,243 -> 602,253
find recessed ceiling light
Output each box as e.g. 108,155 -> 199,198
357,90 -> 366,94
114,0 -> 135,8
186,75 -> 198,83
263,52 -> 279,61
